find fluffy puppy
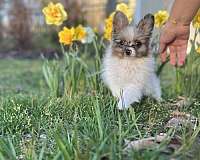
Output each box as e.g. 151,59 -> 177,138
102,11 -> 161,110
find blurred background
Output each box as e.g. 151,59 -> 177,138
0,0 -> 171,59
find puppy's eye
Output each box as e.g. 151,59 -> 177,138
120,40 -> 124,45
135,41 -> 142,47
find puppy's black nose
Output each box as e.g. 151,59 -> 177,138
125,48 -> 132,55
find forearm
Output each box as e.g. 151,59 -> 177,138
169,0 -> 200,25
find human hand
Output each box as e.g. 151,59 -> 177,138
159,21 -> 190,66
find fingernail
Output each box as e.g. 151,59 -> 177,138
178,61 -> 184,66
170,61 -> 176,66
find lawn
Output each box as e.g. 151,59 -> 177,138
0,59 -> 199,160
1,0 -> 200,159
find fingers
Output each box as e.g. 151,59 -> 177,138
158,21 -> 189,66
160,51 -> 167,62
159,38 -> 167,62
177,46 -> 187,66
159,41 -> 167,54
159,29 -> 174,63
160,45 -> 187,66
169,46 -> 177,66
162,45 -> 187,66
160,45 -> 176,66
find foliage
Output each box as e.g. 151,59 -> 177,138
42,36 -> 104,98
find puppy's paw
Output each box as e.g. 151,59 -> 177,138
153,95 -> 162,102
117,88 -> 141,110
156,97 -> 163,102
151,91 -> 162,102
117,100 -> 130,110
155,97 -> 163,103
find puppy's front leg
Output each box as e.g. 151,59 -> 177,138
117,86 -> 142,110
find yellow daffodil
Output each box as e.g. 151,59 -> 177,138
196,46 -> 200,54
193,9 -> 200,29
74,25 -> 86,41
58,27 -> 75,45
103,27 -> 112,41
103,3 -> 133,41
42,2 -> 67,26
103,13 -> 114,41
154,10 -> 169,28
93,27 -> 98,33
116,3 -> 133,22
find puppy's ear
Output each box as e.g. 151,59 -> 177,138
113,11 -> 129,34
137,14 -> 154,36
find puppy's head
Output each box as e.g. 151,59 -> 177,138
112,11 -> 154,58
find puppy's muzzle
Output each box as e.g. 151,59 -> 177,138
125,48 -> 132,56
123,47 -> 135,56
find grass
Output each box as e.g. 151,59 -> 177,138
0,58 -> 200,160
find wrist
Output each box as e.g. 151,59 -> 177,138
167,17 -> 191,26
164,20 -> 190,31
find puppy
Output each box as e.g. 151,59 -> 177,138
102,11 -> 161,110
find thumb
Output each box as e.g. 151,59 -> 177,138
159,28 -> 176,54
160,51 -> 167,62
159,42 -> 166,54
